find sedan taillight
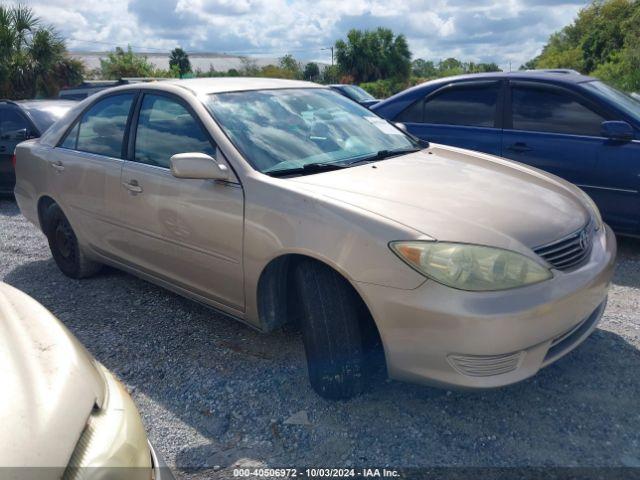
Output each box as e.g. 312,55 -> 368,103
11,153 -> 16,168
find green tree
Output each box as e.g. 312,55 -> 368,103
169,47 -> 191,78
100,46 -> 155,79
0,4 -> 83,98
519,58 -> 539,70
303,62 -> 320,81
524,0 -> 640,90
468,62 -> 501,73
239,57 -> 260,76
335,27 -> 411,83
412,59 -> 437,78
320,64 -> 338,84
412,57 -> 500,80
278,54 -> 302,79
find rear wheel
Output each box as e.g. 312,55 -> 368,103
44,203 -> 101,279
294,259 -> 368,400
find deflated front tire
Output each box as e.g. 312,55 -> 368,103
294,259 -> 368,400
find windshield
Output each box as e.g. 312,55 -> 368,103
583,81 -> 640,124
206,88 -> 417,174
341,85 -> 376,102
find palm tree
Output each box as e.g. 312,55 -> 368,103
0,5 -> 83,99
169,47 -> 191,78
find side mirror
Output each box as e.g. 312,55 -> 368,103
601,120 -> 634,142
170,153 -> 229,180
395,122 -> 429,148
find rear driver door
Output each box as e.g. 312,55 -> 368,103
51,92 -> 137,255
396,80 -> 504,156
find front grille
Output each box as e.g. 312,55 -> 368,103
447,351 -> 523,377
534,223 -> 593,270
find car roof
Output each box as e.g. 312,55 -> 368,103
161,77 -> 325,95
415,70 -> 597,88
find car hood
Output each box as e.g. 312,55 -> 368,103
0,283 -> 105,471
290,144 -> 590,253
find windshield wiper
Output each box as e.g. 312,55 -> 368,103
265,162 -> 348,177
265,147 -> 422,177
345,147 -> 422,167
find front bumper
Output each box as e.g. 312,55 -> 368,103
358,225 -> 616,389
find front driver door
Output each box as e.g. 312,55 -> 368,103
593,133 -> 640,234
120,92 -> 244,311
396,80 -> 503,156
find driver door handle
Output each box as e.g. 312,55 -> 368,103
49,160 -> 65,172
122,179 -> 143,194
506,142 -> 532,153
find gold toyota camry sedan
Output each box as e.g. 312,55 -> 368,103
0,282 -> 173,478
14,78 -> 616,399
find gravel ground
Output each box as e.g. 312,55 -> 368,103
1,197 -> 639,478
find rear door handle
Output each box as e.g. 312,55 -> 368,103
122,179 -> 143,194
506,142 -> 532,153
49,160 -> 65,172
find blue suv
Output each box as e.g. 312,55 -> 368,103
372,71 -> 640,236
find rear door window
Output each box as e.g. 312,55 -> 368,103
510,85 -> 606,137
67,93 -> 135,158
133,94 -> 215,169
416,83 -> 500,127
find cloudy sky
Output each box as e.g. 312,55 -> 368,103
24,0 -> 590,69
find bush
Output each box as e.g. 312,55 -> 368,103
100,46 -> 155,79
359,79 -> 407,99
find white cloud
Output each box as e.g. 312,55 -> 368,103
19,0 -> 590,69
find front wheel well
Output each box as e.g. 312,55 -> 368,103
257,254 -> 385,367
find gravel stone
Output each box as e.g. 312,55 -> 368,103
284,411 -> 311,426
1,198 -> 639,479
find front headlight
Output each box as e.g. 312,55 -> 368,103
390,241 -> 552,291
577,188 -> 603,231
64,364 -> 152,480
